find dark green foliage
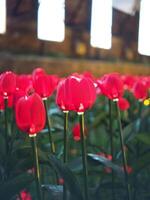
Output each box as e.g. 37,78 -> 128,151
0,94 -> 150,200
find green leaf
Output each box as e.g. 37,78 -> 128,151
48,155 -> 84,200
0,173 -> 34,200
42,184 -> 63,199
132,152 -> 150,176
68,157 -> 83,172
88,153 -> 124,177
136,133 -> 150,145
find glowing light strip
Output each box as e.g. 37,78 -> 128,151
138,0 -> 150,56
90,0 -> 112,49
0,0 -> 6,34
37,0 -> 65,42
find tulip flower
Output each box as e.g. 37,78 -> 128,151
15,93 -> 46,136
72,123 -> 88,141
32,69 -> 59,153
19,190 -> 32,200
0,71 -> 16,154
32,67 -> 46,79
132,78 -> 149,101
32,69 -> 57,99
121,75 -> 137,91
16,93 -> 45,200
56,74 -> 96,200
16,74 -> 33,93
12,89 -> 26,109
0,71 -> 16,98
72,123 -> 80,141
98,73 -> 124,101
56,79 -> 75,112
118,97 -> 130,111
56,74 -> 96,113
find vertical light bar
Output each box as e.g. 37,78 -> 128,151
37,0 -> 65,42
90,0 -> 112,49
0,0 -> 6,34
138,0 -> 150,56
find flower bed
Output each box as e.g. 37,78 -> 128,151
0,69 -> 149,200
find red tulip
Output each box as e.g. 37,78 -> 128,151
72,123 -> 80,141
132,78 -> 148,100
56,79 -> 75,111
16,74 -> 33,93
15,93 -> 46,136
13,89 -> 26,109
56,74 -> 96,113
98,73 -> 124,101
19,190 -> 32,200
121,75 -> 137,91
32,71 -> 58,99
121,165 -> 133,174
118,97 -> 130,111
0,71 -> 16,98
72,123 -> 88,141
32,67 -> 46,79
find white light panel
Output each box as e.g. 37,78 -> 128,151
0,0 -> 6,34
37,0 -> 65,42
138,0 -> 150,56
90,0 -> 112,49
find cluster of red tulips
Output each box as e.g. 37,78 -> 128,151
0,69 -> 149,132
0,68 -> 149,200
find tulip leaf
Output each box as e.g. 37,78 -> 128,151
42,184 -> 63,199
48,155 -> 84,200
87,153 -> 124,177
131,152 -> 150,176
68,157 -> 83,172
0,173 -> 34,200
136,133 -> 150,145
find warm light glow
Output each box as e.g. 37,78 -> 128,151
0,0 -> 6,34
37,0 -> 65,42
90,0 -> 112,49
138,0 -> 150,56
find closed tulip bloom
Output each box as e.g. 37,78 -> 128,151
118,97 -> 130,111
16,74 -> 33,93
56,79 -> 75,112
19,190 -> 32,200
0,71 -> 16,98
15,93 -> 46,136
56,74 -> 96,113
72,123 -> 80,141
13,89 -> 26,109
98,73 -> 124,101
121,75 -> 137,91
32,67 -> 46,79
33,72 -> 57,99
65,74 -> 96,113
132,78 -> 148,100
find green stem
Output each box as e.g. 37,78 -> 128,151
115,101 -> 131,200
4,98 -> 9,154
43,99 -> 55,154
79,113 -> 89,200
63,111 -> 69,200
108,99 -> 115,200
63,111 -> 69,163
31,136 -> 43,200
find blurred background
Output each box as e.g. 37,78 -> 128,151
0,0 -> 149,76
